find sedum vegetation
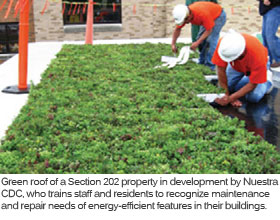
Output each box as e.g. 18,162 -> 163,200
0,43 -> 279,174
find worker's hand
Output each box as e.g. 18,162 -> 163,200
190,41 -> 200,51
215,95 -> 243,107
171,44 -> 178,54
264,0 -> 271,6
215,95 -> 230,106
230,99 -> 242,107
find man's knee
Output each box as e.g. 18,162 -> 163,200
246,92 -> 264,103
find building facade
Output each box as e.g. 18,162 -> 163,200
0,0 -> 265,52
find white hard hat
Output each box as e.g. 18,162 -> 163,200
218,30 -> 246,62
173,4 -> 189,26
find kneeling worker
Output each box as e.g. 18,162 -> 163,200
172,2 -> 226,70
212,30 -> 273,107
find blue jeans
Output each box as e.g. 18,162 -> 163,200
197,10 -> 226,70
226,65 -> 272,103
262,6 -> 280,63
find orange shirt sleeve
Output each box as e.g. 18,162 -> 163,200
176,24 -> 186,29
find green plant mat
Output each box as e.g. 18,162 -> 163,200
0,43 -> 279,174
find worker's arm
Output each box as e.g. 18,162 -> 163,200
215,66 -> 257,107
190,29 -> 212,51
229,82 -> 257,102
171,27 -> 181,53
216,66 -> 229,95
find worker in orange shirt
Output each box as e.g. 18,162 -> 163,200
212,30 -> 273,107
172,2 -> 226,71
186,0 -> 218,43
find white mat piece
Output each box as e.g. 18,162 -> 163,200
155,46 -> 192,69
191,58 -> 199,64
204,75 -> 218,82
197,93 -> 225,103
161,56 -> 178,63
177,46 -> 190,65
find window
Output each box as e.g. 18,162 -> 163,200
0,23 -> 19,54
63,0 -> 122,25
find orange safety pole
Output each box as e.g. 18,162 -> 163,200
18,0 -> 29,90
85,0 -> 93,44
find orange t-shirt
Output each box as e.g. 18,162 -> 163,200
177,2 -> 222,30
211,34 -> 268,84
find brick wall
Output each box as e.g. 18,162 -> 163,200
32,0 -> 172,41
3,0 -> 268,42
220,0 -> 262,34
32,0 -> 64,41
